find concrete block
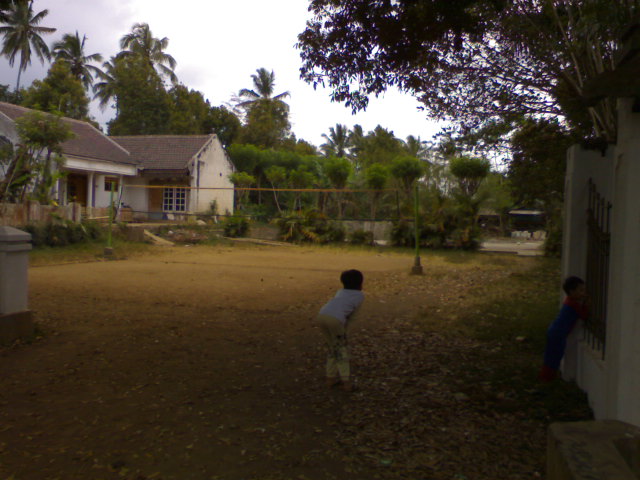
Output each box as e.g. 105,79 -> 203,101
548,420 -> 640,479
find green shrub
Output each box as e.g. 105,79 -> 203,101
24,220 -> 105,247
272,209 -> 345,244
349,229 -> 374,245
390,219 -> 414,247
222,215 -> 250,237
544,226 -> 562,257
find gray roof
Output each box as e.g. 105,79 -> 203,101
111,135 -> 213,171
0,102 -> 135,166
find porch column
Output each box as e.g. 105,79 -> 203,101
0,226 -> 33,343
116,175 -> 124,220
87,172 -> 95,208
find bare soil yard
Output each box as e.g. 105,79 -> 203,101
0,244 -> 590,480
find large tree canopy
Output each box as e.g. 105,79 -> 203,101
297,0 -> 638,142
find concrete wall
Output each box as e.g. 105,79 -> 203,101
563,98 -> 640,427
189,135 -> 234,215
604,98 -> 640,425
0,202 -> 83,226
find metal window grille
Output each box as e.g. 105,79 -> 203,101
585,178 -> 611,359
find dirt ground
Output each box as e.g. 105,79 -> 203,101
1,245 -> 572,479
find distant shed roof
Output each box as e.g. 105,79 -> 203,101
0,102 -> 135,165
110,135 -> 213,171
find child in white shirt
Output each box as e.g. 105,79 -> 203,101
316,269 -> 364,391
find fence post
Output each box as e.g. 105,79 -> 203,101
0,226 -> 33,343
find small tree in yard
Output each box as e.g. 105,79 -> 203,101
390,155 -> 424,197
229,171 -> 255,212
322,155 -> 351,218
365,163 -> 388,219
449,155 -> 490,249
0,111 -> 73,204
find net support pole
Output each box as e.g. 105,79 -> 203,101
411,182 -> 423,275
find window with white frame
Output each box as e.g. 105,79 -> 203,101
162,187 -> 187,212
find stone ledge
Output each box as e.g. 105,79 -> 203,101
548,420 -> 640,479
0,311 -> 34,344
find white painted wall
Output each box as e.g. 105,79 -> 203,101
189,135 -> 234,215
121,177 -> 148,214
564,98 -> 640,427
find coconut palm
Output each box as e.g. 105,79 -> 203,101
92,57 -> 116,110
404,135 -> 430,160
118,22 -> 177,84
320,124 -> 350,158
0,0 -> 56,90
237,67 -> 289,107
52,31 -> 103,90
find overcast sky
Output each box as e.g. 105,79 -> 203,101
0,0 -> 444,147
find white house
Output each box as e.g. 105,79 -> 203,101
562,98 -> 640,427
0,102 -> 235,220
111,135 -> 235,220
0,102 -> 138,209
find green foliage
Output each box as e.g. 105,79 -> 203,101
204,105 -> 241,147
272,209 -> 345,244
229,171 -> 255,211
357,126 -> 404,167
118,22 -> 177,83
297,0 -> 632,141
1,111 -> 73,204
52,31 -> 103,90
348,229 -> 374,245
24,220 -> 103,247
508,118 -> 573,221
107,55 -> 172,135
237,68 -> 291,149
0,83 -> 22,103
322,156 -> 351,189
167,85 -> 211,134
222,215 -> 250,238
227,144 -> 263,173
544,226 -> 563,257
0,0 -> 55,90
449,156 -> 490,197
238,98 -> 291,148
389,155 -> 424,194
22,60 -> 90,119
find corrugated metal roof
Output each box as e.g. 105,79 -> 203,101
111,135 -> 213,171
0,102 -> 135,165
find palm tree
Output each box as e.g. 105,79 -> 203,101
0,0 -> 56,90
92,57 -> 116,110
52,31 -> 103,90
119,22 -> 177,84
404,135 -> 429,160
320,124 -> 350,157
238,67 -> 289,107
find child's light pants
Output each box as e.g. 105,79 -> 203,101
315,314 -> 350,380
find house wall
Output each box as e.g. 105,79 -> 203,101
189,136 -> 234,215
563,98 -> 640,427
120,177 -> 148,217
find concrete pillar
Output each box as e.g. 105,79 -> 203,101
0,226 -> 33,343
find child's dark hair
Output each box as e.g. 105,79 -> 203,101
341,269 -> 363,290
563,276 -> 584,295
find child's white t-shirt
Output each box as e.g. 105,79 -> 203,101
319,288 -> 364,325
